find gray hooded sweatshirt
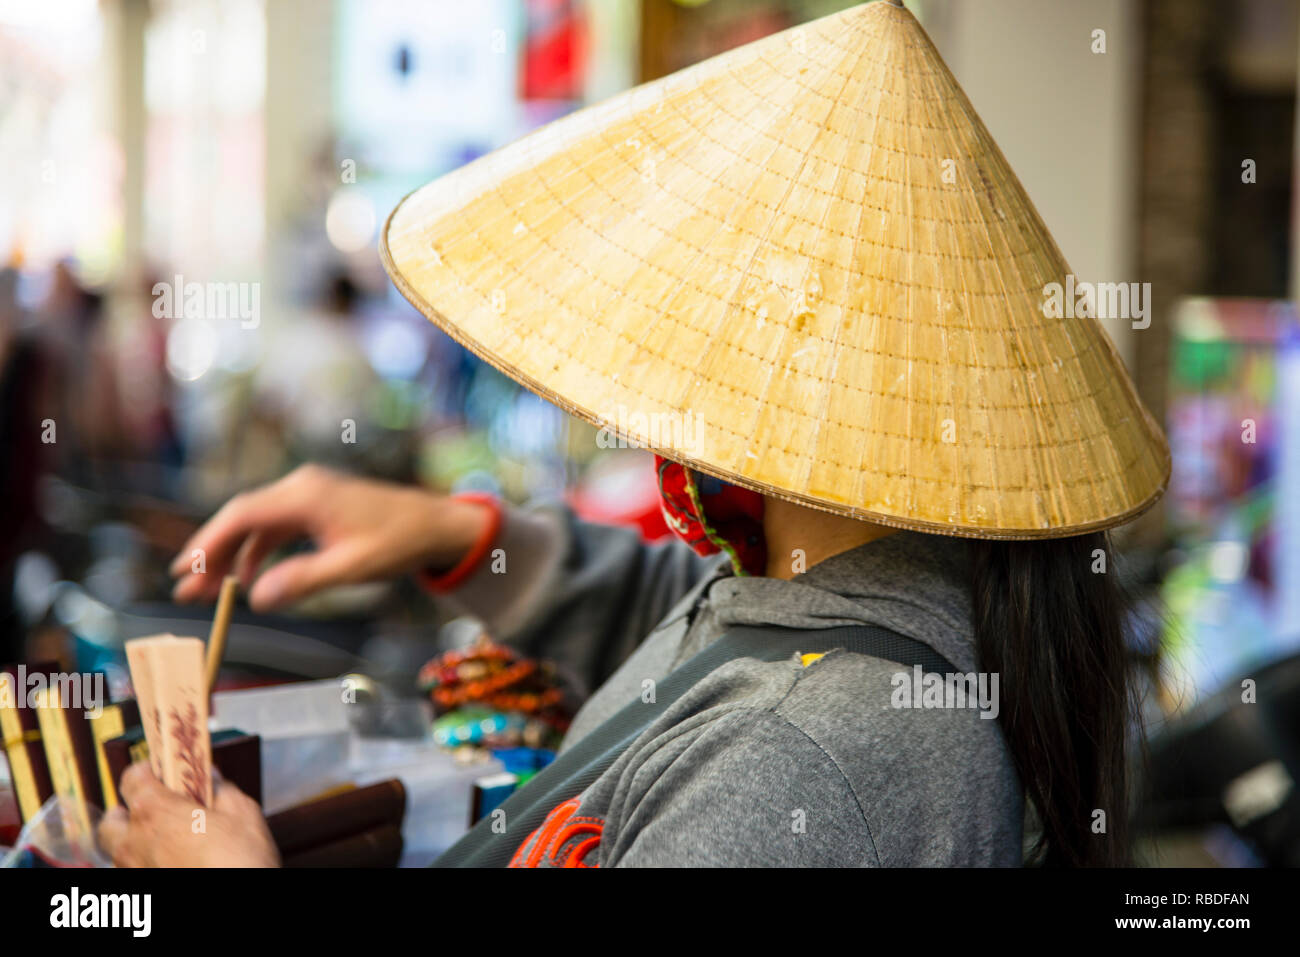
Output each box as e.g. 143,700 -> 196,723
441,503 -> 1024,867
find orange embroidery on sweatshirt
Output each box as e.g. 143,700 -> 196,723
508,796 -> 604,868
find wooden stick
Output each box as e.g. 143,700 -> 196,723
205,576 -> 238,693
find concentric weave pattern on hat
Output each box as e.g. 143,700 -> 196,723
382,0 -> 1170,539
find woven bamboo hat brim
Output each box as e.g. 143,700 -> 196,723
382,0 -> 1170,539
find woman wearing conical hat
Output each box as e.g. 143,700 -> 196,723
102,1 -> 1167,868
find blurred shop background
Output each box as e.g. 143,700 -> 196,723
1,0 -> 1299,864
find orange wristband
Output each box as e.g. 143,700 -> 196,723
418,493 -> 504,594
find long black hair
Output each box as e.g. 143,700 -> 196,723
969,531 -> 1139,867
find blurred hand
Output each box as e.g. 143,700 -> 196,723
99,764 -> 279,868
169,464 -> 492,612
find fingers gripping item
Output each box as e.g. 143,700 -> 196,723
124,636 -> 213,807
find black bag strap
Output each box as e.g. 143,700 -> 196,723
433,623 -> 957,867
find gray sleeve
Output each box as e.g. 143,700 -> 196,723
437,503 -> 718,699
599,708 -> 881,867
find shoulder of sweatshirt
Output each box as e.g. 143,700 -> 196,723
595,648 -> 1022,867
772,648 -> 1023,865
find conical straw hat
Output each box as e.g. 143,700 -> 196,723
382,0 -> 1169,539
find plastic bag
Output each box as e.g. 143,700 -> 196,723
0,795 -> 111,868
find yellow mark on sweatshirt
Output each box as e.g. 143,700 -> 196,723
800,652 -> 825,668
